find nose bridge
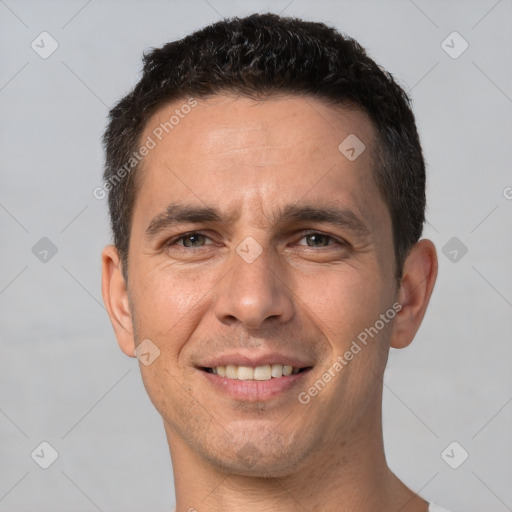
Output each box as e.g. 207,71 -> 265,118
214,241 -> 294,328
233,241 -> 274,289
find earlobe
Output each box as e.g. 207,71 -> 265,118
101,245 -> 136,357
390,239 -> 438,349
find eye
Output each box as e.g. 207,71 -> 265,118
173,232 -> 212,248
298,232 -> 336,247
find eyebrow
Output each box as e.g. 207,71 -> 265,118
145,202 -> 369,240
276,204 -> 370,235
145,203 -> 225,240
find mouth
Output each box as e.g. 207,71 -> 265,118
201,364 -> 312,381
195,352 -> 315,401
197,361 -> 313,402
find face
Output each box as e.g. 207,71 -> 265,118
106,94 -> 403,476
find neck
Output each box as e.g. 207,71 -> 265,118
166,404 -> 428,512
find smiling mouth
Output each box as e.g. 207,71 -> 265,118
201,364 -> 312,381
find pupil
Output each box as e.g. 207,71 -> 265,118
184,234 -> 203,247
307,234 -> 328,247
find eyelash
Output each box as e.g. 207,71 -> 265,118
168,232 -> 215,248
166,230 -> 347,249
297,231 -> 345,248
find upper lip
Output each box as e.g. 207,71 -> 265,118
198,352 -> 314,369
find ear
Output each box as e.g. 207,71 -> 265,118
101,245 -> 136,357
390,239 -> 438,349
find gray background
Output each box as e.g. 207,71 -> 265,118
1,0 -> 511,510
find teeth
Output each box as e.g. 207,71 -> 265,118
271,364 -> 282,378
208,364 -> 303,380
254,365 -> 271,380
237,366 -> 254,380
225,364 -> 238,379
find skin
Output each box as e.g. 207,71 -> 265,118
102,94 -> 437,512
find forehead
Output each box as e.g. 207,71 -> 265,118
135,94 -> 386,229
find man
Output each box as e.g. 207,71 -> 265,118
101,13 -> 445,512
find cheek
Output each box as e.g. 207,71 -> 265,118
129,269 -> 205,421
298,263 -> 390,342
129,263 -> 211,347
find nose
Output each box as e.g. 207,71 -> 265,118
213,246 -> 295,330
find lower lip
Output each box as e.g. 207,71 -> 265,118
199,368 -> 311,401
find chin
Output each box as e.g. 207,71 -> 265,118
208,452 -> 306,479
201,425 -> 316,478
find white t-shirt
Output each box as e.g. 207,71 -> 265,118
429,505 -> 453,512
